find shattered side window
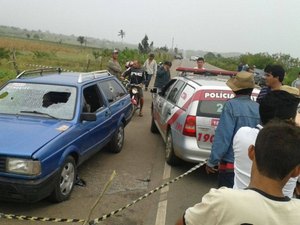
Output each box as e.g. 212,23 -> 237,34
0,82 -> 77,120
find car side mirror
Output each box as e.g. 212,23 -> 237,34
80,113 -> 97,121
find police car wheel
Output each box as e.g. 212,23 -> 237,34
165,130 -> 181,166
150,116 -> 159,133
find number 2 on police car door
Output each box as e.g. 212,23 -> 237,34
216,103 -> 223,113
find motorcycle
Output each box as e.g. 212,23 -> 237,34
122,79 -> 141,115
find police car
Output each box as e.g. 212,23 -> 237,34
151,67 -> 259,166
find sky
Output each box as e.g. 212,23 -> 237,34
1,0 -> 300,58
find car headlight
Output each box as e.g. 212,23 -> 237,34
6,158 -> 41,176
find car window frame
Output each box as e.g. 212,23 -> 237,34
98,78 -> 127,105
167,80 -> 185,104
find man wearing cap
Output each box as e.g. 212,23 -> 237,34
233,89 -> 300,198
153,61 -> 172,92
107,49 -> 122,79
206,71 -> 260,188
256,64 -> 285,104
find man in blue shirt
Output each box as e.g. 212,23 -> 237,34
206,71 -> 260,188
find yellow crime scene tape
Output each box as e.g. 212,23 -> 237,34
0,162 -> 205,224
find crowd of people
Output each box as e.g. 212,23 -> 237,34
107,49 -> 172,117
179,64 -> 300,224
107,50 -> 300,224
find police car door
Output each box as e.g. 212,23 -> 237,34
161,80 -> 186,128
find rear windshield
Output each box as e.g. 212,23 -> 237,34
196,100 -> 227,118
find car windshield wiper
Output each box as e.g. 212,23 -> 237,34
19,110 -> 58,119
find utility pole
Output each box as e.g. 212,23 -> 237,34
171,37 -> 174,52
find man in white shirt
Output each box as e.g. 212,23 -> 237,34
143,53 -> 157,91
176,122 -> 300,225
194,57 -> 205,70
233,88 -> 300,197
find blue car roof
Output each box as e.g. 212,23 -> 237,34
10,71 -> 113,87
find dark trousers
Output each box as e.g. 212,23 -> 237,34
144,73 -> 153,88
218,171 -> 234,188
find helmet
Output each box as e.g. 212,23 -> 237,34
125,61 -> 133,68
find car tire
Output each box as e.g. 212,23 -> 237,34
150,116 -> 159,133
108,123 -> 124,153
49,156 -> 76,202
165,130 -> 181,166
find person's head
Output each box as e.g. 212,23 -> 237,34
148,53 -> 155,60
226,71 -> 255,96
163,61 -> 172,71
196,57 -> 205,69
132,60 -> 140,69
264,64 -> 285,88
250,121 -> 300,180
112,49 -> 119,60
259,90 -> 300,125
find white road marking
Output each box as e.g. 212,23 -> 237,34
155,162 -> 171,225
155,200 -> 168,225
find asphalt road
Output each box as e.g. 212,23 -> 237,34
0,59 -> 218,225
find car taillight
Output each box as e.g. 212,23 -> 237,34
182,115 -> 196,137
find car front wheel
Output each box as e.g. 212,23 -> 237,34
49,156 -> 76,202
109,123 -> 124,153
165,130 -> 181,166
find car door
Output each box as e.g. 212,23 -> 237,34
98,79 -> 128,136
78,83 -> 111,160
158,80 -> 186,137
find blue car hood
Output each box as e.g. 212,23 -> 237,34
0,117 -> 73,157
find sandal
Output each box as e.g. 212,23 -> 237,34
139,112 -> 143,117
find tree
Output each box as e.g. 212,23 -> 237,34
77,36 -> 85,46
33,34 -> 40,39
138,35 -> 152,54
26,33 -> 30,39
204,52 -> 216,60
118,29 -> 125,41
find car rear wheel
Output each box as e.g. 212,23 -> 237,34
49,156 -> 76,202
109,123 -> 124,153
165,130 -> 181,166
150,116 -> 159,133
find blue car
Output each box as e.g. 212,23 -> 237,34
0,68 -> 132,202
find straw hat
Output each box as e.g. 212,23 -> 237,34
226,71 -> 256,91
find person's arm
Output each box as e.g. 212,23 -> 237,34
206,102 -> 235,170
153,61 -> 158,76
121,68 -> 131,80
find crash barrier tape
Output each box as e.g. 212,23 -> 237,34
88,161 -> 205,225
24,64 -> 73,72
0,161 -> 205,224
